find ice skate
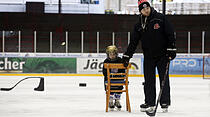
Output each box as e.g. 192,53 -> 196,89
161,104 -> 169,113
114,99 -> 122,111
146,106 -> 155,113
140,103 -> 149,112
109,95 -> 115,111
145,106 -> 155,117
109,101 -> 115,111
140,103 -> 155,114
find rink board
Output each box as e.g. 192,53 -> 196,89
0,53 -> 209,77
0,73 -> 203,78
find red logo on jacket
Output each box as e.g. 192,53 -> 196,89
154,23 -> 160,29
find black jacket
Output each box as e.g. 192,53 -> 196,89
125,7 -> 176,58
102,57 -> 125,82
102,57 -> 125,91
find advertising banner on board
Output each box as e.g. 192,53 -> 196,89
0,57 -> 76,73
170,58 -> 203,75
77,58 -> 142,75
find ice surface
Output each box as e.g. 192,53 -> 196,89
0,76 -> 210,117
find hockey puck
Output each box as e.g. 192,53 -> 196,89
79,83 -> 87,87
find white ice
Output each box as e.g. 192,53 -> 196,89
0,76 -> 210,117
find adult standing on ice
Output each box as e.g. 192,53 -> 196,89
122,0 -> 176,114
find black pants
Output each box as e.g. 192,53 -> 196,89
143,56 -> 171,106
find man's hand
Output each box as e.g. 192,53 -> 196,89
166,48 -> 176,61
122,55 -> 130,67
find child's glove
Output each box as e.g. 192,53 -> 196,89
122,55 -> 130,67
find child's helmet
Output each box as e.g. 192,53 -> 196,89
106,45 -> 118,55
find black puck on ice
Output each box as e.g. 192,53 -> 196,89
79,83 -> 87,87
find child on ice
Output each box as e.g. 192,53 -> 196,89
103,45 -> 125,111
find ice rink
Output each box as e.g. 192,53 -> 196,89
0,76 -> 210,117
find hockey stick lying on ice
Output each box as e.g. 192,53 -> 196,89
0,77 -> 44,91
146,61 -> 170,117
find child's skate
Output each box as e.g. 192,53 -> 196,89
114,99 -> 122,111
109,95 -> 115,111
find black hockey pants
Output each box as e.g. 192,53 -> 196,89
143,56 -> 171,106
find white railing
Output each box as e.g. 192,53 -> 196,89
0,30 -> 209,54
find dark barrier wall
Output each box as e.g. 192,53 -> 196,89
0,13 -> 210,31
0,12 -> 210,53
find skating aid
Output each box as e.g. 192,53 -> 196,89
146,61 -> 170,117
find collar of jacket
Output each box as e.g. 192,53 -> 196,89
137,7 -> 157,31
148,7 -> 156,20
139,7 -> 157,22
